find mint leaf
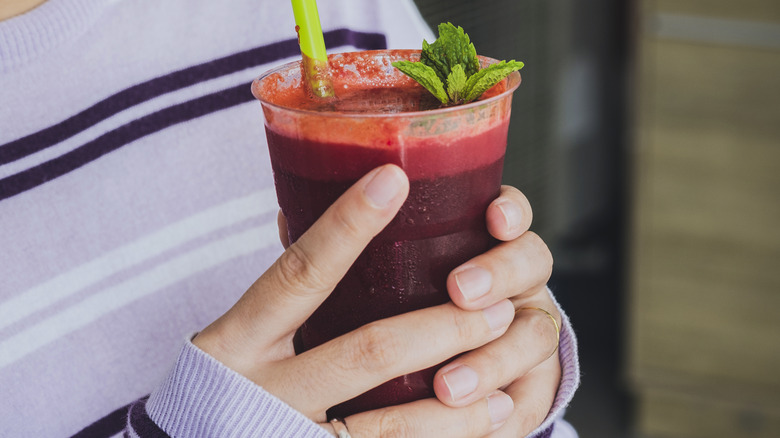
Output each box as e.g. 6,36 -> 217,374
392,60 -> 449,104
421,39 -> 450,83
463,60 -> 524,102
436,23 -> 480,78
395,23 -> 524,106
447,64 -> 467,104
420,23 -> 479,83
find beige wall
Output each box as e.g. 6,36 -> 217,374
628,1 -> 780,437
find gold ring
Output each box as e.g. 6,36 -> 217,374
330,417 -> 352,438
516,307 -> 560,359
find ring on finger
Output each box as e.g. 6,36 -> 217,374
329,417 -> 352,438
516,307 -> 560,360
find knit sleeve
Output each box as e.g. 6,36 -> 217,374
137,336 -> 332,438
136,287 -> 579,438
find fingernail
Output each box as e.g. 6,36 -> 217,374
442,365 -> 479,402
487,391 -> 514,427
496,200 -> 521,233
365,165 -> 403,208
454,266 -> 492,302
482,300 -> 514,332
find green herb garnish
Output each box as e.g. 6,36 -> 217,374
393,23 -> 524,106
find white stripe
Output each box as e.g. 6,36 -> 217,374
651,13 -> 780,49
125,400 -> 140,438
0,223 -> 278,369
0,57 -> 298,179
125,412 -> 141,438
0,189 -> 277,331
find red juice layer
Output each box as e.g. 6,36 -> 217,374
264,114 -> 509,182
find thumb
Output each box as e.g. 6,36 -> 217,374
210,164 -> 409,355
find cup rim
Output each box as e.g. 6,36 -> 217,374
252,49 -> 522,119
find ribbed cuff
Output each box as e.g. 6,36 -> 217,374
146,334 -> 331,438
527,287 -> 581,438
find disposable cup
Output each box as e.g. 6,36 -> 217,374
252,49 -> 521,417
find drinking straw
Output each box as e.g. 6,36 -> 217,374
291,0 -> 335,98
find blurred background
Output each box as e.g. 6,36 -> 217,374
412,0 -> 780,437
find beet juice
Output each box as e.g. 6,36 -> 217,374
252,50 -> 521,417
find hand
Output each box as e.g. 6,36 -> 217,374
277,181 -> 562,436
193,164 -> 520,437
436,185 -> 561,437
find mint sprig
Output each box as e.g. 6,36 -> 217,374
392,61 -> 449,104
392,23 -> 524,107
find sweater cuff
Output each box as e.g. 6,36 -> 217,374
527,287 -> 582,438
146,334 -> 331,438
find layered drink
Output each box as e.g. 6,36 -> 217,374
252,49 -> 521,417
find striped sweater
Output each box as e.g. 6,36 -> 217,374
0,0 -> 580,436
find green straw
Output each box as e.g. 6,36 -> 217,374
291,0 -> 334,98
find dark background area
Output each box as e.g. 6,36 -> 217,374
412,0 -> 633,436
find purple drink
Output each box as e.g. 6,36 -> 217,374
252,50 -> 521,417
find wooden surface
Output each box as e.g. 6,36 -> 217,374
628,2 -> 780,437
638,388 -> 780,438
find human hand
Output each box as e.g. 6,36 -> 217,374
275,180 -> 562,436
193,164 -> 521,437
436,185 -> 562,437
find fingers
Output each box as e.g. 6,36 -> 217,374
341,391 -> 515,438
486,185 -> 533,241
447,231 -> 553,310
433,290 -> 560,408
487,352 -> 561,438
265,300 -> 515,416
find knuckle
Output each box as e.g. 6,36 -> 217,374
525,232 -> 553,281
529,312 -> 558,359
483,346 -> 514,379
377,408 -> 415,438
529,311 -> 551,340
275,244 -> 329,293
332,202 -> 365,240
449,306 -> 479,342
351,323 -> 403,374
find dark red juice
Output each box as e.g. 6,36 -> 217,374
253,50 -> 520,417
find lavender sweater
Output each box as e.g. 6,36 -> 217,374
0,0 -> 580,436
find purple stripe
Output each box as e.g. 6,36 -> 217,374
0,28 -> 386,165
128,397 -> 169,438
70,400 -> 134,438
0,29 -> 386,202
0,82 -> 250,201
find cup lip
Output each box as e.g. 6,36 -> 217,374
252,49 -> 522,119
